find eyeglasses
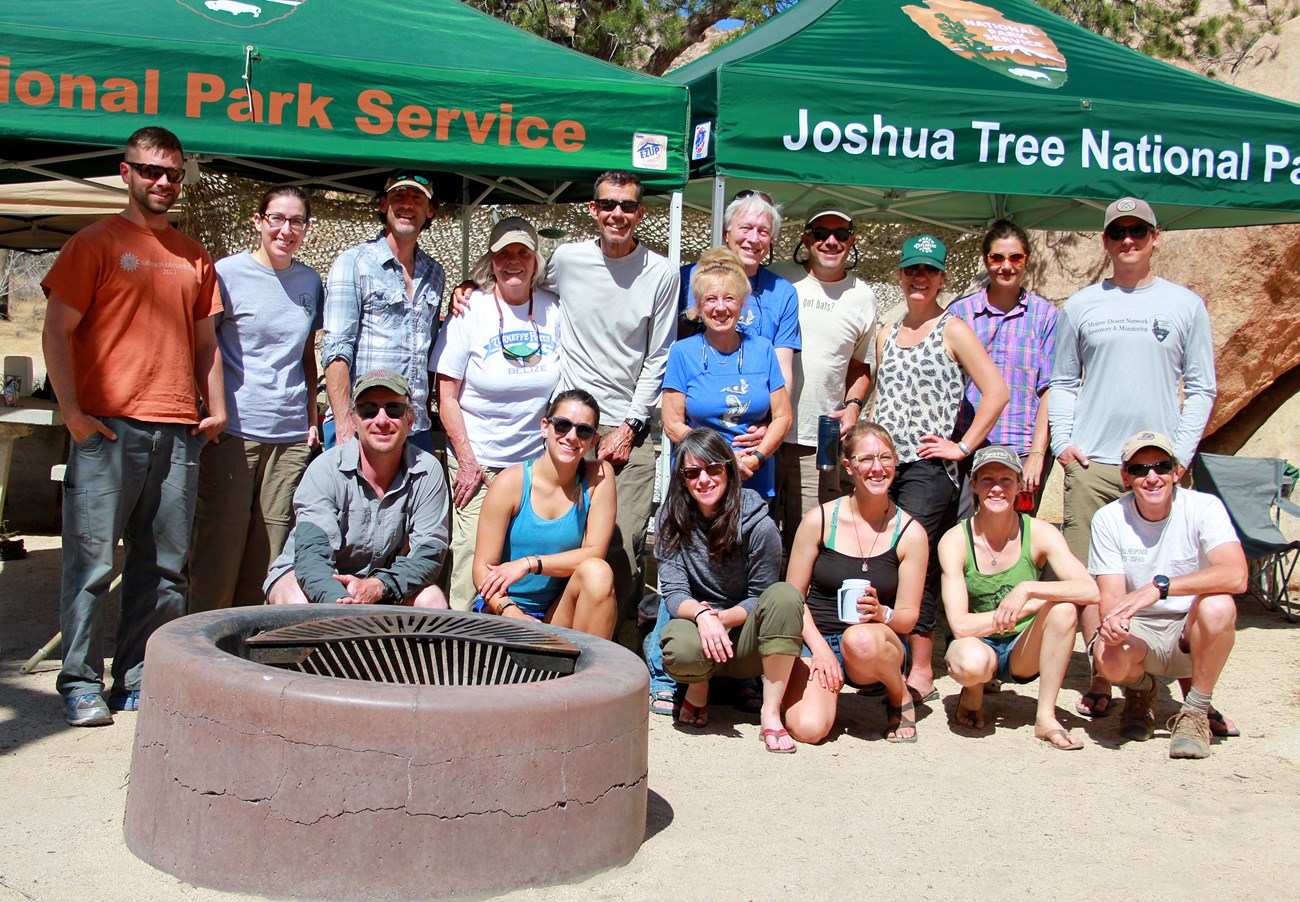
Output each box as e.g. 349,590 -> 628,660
850,452 -> 896,467
1124,459 -> 1176,477
594,198 -> 641,214
681,461 -> 728,481
548,416 -> 597,441
809,227 -> 853,243
986,252 -> 1027,267
733,190 -> 773,204
355,401 -> 409,420
260,212 -> 310,232
1105,222 -> 1153,241
902,264 -> 943,276
124,160 -> 185,184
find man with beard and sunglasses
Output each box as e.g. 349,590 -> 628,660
770,200 -> 877,552
1049,197 -> 1217,721
1089,431 -> 1246,758
265,370 -> 449,607
42,127 -> 225,726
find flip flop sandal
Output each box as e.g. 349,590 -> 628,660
1075,691 -> 1112,718
760,727 -> 797,753
884,699 -> 918,743
676,697 -> 708,728
1207,707 -> 1240,737
735,683 -> 764,714
1037,728 -> 1084,751
955,687 -> 986,729
909,686 -> 939,704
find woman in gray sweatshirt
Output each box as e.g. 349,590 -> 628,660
658,428 -> 805,753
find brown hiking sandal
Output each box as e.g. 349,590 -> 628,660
1168,707 -> 1212,759
1120,679 -> 1156,742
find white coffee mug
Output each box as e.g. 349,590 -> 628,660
837,578 -> 871,624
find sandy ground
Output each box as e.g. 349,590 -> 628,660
2,534 -> 1299,902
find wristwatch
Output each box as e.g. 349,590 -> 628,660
1152,574 -> 1170,600
623,417 -> 648,438
749,449 -> 767,466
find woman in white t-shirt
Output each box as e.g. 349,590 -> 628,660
432,216 -> 561,609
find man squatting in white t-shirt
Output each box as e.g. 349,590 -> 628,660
1088,430 -> 1246,759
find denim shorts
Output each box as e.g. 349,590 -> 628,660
472,596 -> 543,620
802,629 -> 911,691
980,632 -> 1037,684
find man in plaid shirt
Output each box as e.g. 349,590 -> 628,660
323,172 -> 446,451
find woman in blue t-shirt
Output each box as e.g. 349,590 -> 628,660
471,389 -> 617,639
662,247 -> 792,497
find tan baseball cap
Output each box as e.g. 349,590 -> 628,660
1120,430 -> 1176,463
804,199 -> 853,227
1103,197 -> 1157,229
488,216 -> 539,253
971,444 -> 1023,475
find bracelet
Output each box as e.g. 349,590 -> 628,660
882,605 -> 895,624
957,440 -> 971,457
693,607 -> 718,624
749,449 -> 767,466
498,601 -> 519,615
533,555 -> 543,575
1026,449 -> 1045,456
841,397 -> 864,409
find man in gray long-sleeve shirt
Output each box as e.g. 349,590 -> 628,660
549,171 -> 679,622
1049,196 -> 1217,716
265,370 -> 449,606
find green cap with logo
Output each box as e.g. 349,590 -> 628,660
900,234 -> 947,271
352,369 -> 411,404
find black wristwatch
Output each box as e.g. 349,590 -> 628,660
839,397 -> 865,410
1152,574 -> 1170,600
623,417 -> 648,438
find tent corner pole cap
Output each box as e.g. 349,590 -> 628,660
1081,99 -> 1091,110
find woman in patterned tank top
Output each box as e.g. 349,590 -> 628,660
871,234 -> 1009,706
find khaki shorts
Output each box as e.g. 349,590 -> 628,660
1126,613 -> 1193,680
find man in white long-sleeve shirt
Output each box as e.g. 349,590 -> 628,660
1049,196 -> 1217,718
547,171 -> 679,623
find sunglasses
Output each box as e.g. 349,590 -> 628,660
594,198 -> 641,214
1105,222 -> 1153,241
355,401 -> 409,420
902,264 -> 943,276
986,252 -> 1027,267
390,172 -> 431,186
549,416 -> 597,441
124,160 -> 185,184
681,461 -> 728,481
260,212 -> 309,232
500,319 -> 542,363
809,227 -> 853,243
1124,459 -> 1176,477
733,189 -> 773,204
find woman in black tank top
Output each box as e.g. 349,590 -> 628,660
780,423 -> 928,744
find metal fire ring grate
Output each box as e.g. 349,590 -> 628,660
244,611 -> 581,685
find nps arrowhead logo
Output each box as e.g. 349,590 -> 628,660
902,0 -> 1067,89
177,0 -> 307,27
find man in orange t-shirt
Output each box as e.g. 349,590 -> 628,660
41,127 -> 225,727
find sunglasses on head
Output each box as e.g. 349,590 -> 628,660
594,198 -> 640,214
986,252 -> 1027,267
390,172 -> 431,186
809,226 -> 853,243
124,160 -> 185,184
355,400 -> 409,420
733,189 -> 774,204
1125,459 -> 1175,477
681,461 -> 728,481
902,264 -> 943,276
549,416 -> 597,441
1105,222 -> 1153,241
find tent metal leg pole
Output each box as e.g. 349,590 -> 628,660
459,176 -> 471,283
668,191 -> 683,269
710,176 -> 726,246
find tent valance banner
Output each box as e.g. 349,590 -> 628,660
0,0 -> 690,202
669,0 -> 1300,230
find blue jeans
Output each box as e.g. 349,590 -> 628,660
58,418 -> 203,698
644,600 -> 676,696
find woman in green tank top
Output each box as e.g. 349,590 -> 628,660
937,446 -> 1098,750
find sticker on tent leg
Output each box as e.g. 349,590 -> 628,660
633,133 -> 668,171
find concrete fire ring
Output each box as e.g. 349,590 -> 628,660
123,604 -> 649,900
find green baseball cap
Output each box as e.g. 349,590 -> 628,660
900,234 -> 947,271
352,369 -> 411,404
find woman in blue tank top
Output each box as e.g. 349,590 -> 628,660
471,389 -> 617,638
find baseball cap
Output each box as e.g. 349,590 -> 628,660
900,234 -> 947,271
971,445 -> 1023,475
1103,197 -> 1157,229
1121,430 -> 1176,463
804,199 -> 853,227
488,216 -> 539,253
384,171 -> 433,200
352,369 -> 411,404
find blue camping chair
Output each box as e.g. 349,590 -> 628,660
1192,453 -> 1300,621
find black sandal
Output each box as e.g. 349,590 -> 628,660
884,699 -> 918,743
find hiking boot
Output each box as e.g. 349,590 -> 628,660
108,689 -> 141,712
1119,680 -> 1156,742
1168,707 -> 1212,759
64,693 -> 113,727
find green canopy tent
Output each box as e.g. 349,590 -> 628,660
0,0 -> 689,207
667,0 -> 1300,234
